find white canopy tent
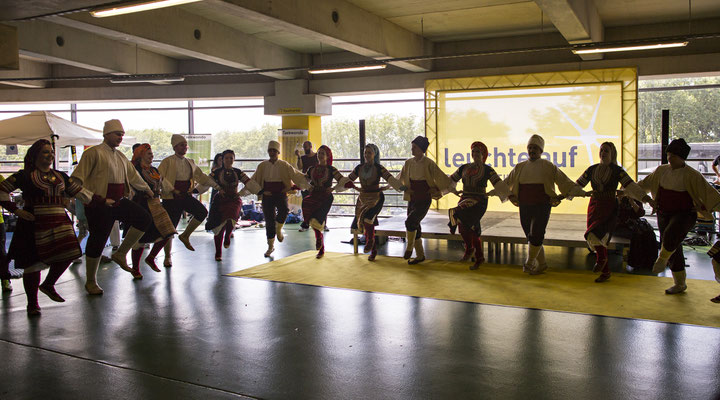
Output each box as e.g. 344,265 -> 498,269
0,111 -> 107,147
0,111 -> 136,171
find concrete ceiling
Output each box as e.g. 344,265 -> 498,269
0,0 -> 719,100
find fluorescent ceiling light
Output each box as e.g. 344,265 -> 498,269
91,0 -> 202,17
110,76 -> 185,84
572,41 -> 688,55
308,64 -> 386,74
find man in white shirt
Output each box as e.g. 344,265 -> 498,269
250,140 -> 309,257
158,134 -> 221,266
71,119 -> 153,294
396,136 -> 453,265
504,134 -> 584,275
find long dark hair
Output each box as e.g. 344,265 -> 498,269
211,153 -> 223,170
24,139 -> 52,172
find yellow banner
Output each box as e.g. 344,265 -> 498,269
436,82 -> 623,213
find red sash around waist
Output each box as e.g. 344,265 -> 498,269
410,179 -> 431,200
106,183 -> 125,202
263,181 -> 285,196
518,183 -> 550,205
174,180 -> 191,193
657,186 -> 694,213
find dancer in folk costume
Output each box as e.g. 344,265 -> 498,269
209,152 -> 223,205
0,174 -> 11,293
301,145 -> 345,258
127,144 -> 177,278
503,134 -> 585,275
205,149 -> 260,261
574,142 -> 651,283
158,134 -> 221,266
0,140 -> 93,314
296,141 -> 318,232
396,136 -> 454,265
704,243 -> 720,303
638,138 -> 720,294
346,144 -> 402,261
447,141 -> 510,270
72,119 -> 152,295
250,140 -> 310,257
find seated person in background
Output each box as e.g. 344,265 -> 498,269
614,191 -> 646,238
712,152 -> 720,184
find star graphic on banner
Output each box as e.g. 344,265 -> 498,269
555,95 -> 618,164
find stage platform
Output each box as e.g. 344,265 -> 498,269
353,210 -> 630,268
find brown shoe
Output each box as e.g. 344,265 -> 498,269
178,234 -> 195,251
144,257 -> 162,272
711,295 -> 720,304
111,252 -> 134,275
368,249 -> 377,261
39,284 -> 65,302
408,256 -> 425,265
593,259 -> 608,273
85,281 -> 104,295
594,273 -> 611,283
27,305 -> 41,316
469,258 -> 484,270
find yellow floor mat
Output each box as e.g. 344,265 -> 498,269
229,251 -> 720,328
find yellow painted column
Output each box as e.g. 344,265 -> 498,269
280,115 -> 322,207
280,115 -> 322,162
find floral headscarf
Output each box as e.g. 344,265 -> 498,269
471,141 -> 488,164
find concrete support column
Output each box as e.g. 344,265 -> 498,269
280,115 -> 322,208
280,115 -> 322,162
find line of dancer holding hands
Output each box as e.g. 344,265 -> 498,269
289,134 -> 720,304
1,118 -> 719,316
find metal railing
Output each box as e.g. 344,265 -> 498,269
234,156 -> 411,217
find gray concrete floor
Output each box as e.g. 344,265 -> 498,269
1,217 -> 720,399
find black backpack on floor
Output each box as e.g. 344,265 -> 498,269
626,217 -> 658,270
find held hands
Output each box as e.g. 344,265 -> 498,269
508,194 -> 519,207
584,190 -> 593,197
642,195 -> 657,214
15,209 -> 35,221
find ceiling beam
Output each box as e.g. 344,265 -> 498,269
5,51 -> 720,103
8,19 -> 177,76
49,7 -> 304,80
205,0 -> 432,72
0,81 -> 275,103
534,0 -> 604,60
0,24 -> 19,70
0,58 -> 50,88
